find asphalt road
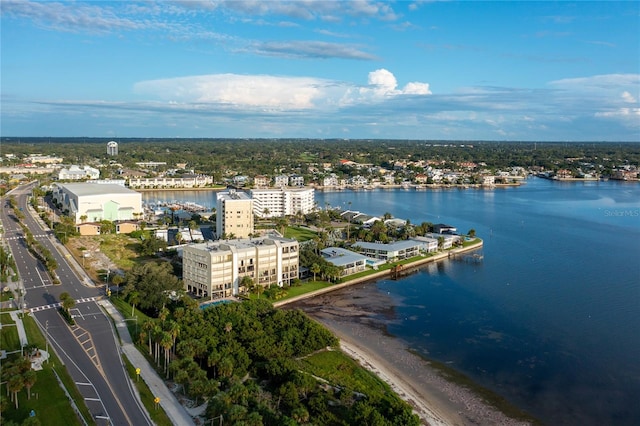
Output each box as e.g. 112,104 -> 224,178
1,183 -> 152,426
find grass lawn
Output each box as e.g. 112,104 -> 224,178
109,296 -> 153,340
1,289 -> 15,301
1,313 -> 20,352
1,315 -> 95,426
283,281 -> 334,298
297,349 -> 398,401
284,226 -> 318,241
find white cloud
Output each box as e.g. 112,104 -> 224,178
362,69 -> 431,97
135,74 -> 326,109
250,40 -> 376,60
134,70 -> 431,111
367,69 -> 398,94
403,82 -> 431,95
622,91 -> 637,103
549,74 -> 640,93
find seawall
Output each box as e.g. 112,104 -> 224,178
274,239 -> 483,308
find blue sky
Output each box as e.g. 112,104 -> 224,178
1,0 -> 639,141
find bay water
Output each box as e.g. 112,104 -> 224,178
143,178 -> 640,424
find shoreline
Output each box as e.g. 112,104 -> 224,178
281,241 -> 535,426
289,284 -> 534,426
275,241 -> 484,307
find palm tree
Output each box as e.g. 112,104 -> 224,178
188,220 -> 197,241
166,320 -> 180,357
142,319 -> 155,355
158,306 -> 169,325
161,331 -> 173,376
128,291 -> 140,317
59,292 -> 75,313
7,375 -> 24,408
310,263 -> 321,281
23,370 -> 37,400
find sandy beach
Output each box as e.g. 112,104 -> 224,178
288,285 -> 532,426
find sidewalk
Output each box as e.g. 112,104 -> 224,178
98,300 -> 195,426
8,310 -> 28,347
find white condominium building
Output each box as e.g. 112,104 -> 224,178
58,165 -> 100,180
216,190 -> 254,239
182,236 -> 299,299
250,187 -> 315,219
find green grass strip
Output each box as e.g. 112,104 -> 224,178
122,355 -> 173,426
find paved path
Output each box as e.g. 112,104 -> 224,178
98,300 -> 196,426
9,310 -> 28,347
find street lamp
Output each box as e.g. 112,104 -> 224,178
105,269 -> 110,296
45,320 -> 49,364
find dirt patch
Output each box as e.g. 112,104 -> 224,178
67,236 -> 122,279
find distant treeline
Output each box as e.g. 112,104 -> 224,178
2,138 -> 638,180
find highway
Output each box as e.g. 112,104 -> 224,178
1,183 -> 152,426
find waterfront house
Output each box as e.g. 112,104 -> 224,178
410,236 -> 439,253
351,240 -> 422,262
433,223 -> 457,234
320,247 -> 369,276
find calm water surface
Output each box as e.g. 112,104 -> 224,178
144,179 -> 640,424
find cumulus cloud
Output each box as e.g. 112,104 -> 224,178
363,69 -> 431,97
133,69 -> 431,111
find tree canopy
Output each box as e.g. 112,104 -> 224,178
122,261 -> 182,316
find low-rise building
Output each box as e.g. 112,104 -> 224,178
274,174 -> 289,188
58,165 -> 100,180
26,155 -> 63,165
321,247 -> 369,276
424,233 -> 460,249
410,236 -> 439,253
182,236 -> 299,299
128,175 -> 213,189
351,240 -> 421,262
51,182 -> 142,224
253,175 -> 270,188
289,174 -> 304,187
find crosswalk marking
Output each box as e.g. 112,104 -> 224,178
28,296 -> 99,313
4,234 -> 49,241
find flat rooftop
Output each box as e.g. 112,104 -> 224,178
56,182 -> 139,197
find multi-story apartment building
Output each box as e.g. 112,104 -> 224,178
250,187 -> 315,218
182,236 -> 299,299
107,141 -> 118,156
216,190 -> 254,238
128,175 -> 213,189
